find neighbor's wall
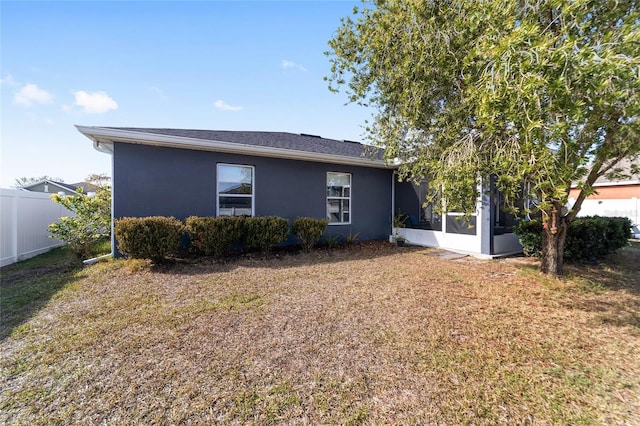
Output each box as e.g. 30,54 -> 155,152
569,184 -> 639,200
0,188 -> 69,267
112,143 -> 393,242
568,196 -> 639,238
568,184 -> 640,238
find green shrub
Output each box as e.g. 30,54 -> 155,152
114,216 -> 184,262
48,186 -> 111,260
513,219 -> 543,258
563,216 -> 631,261
292,217 -> 329,252
185,216 -> 245,256
514,216 -> 631,262
243,217 -> 290,252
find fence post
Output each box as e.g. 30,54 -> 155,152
12,189 -> 19,265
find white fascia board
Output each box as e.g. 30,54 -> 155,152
572,180 -> 640,188
76,125 -> 392,169
592,181 -> 640,187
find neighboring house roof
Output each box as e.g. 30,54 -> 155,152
71,182 -> 98,193
20,180 -> 97,194
20,179 -> 78,193
592,158 -> 640,187
571,157 -> 640,188
76,126 -> 390,169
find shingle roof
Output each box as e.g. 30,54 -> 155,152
20,179 -> 77,192
104,127 -> 381,160
50,180 -> 76,191
594,158 -> 639,185
71,182 -> 98,192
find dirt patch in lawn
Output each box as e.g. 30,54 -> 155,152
1,242 -> 639,424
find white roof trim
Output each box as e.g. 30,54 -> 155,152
572,180 -> 640,189
592,180 -> 640,187
76,125 -> 392,169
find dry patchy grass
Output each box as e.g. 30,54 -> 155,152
1,242 -> 639,424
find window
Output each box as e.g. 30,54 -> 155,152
217,164 -> 254,216
327,172 -> 351,224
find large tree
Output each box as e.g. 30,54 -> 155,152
327,0 -> 640,275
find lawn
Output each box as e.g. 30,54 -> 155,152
1,242 -> 639,424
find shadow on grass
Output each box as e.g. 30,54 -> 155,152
565,246 -> 640,292
0,247 -> 84,341
562,246 -> 640,329
509,245 -> 640,330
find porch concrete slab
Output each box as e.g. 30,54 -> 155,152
423,250 -> 469,260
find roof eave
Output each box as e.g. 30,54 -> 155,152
20,179 -> 77,192
75,125 -> 393,169
571,180 -> 640,189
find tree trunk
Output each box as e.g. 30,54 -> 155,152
540,202 -> 569,276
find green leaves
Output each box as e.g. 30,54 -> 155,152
326,0 -> 640,217
327,0 -> 639,274
49,186 -> 111,259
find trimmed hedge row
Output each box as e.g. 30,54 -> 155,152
244,217 -> 290,252
114,216 -> 185,262
514,216 -> 632,262
292,217 -> 329,253
114,215 -> 329,261
186,216 -> 244,256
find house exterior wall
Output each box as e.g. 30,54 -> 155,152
569,184 -> 639,200
113,142 -> 393,242
568,184 -> 639,237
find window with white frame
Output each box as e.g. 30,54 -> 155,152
327,172 -> 351,224
217,164 -> 254,216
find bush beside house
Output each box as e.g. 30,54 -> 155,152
48,186 -> 112,260
515,216 -> 632,262
114,217 -> 184,262
243,217 -> 290,252
114,215 -> 318,262
185,216 -> 245,256
292,217 -> 329,253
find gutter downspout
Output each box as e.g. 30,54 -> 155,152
391,171 -> 397,239
83,253 -> 112,265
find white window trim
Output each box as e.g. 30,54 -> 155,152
327,172 -> 352,225
216,163 -> 255,217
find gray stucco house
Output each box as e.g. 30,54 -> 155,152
76,126 -> 523,258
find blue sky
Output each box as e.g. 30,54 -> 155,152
0,1 -> 370,187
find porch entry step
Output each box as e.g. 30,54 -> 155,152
423,249 -> 469,261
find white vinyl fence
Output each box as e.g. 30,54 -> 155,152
0,188 -> 71,267
569,197 -> 640,238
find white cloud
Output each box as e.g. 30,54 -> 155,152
281,59 -> 307,72
73,90 -> 118,114
147,85 -> 167,99
14,83 -> 54,106
214,99 -> 243,112
1,74 -> 20,86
